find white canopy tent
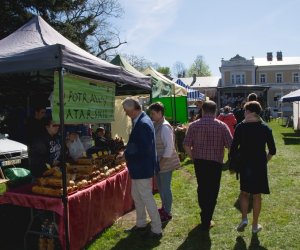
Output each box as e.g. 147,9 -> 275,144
142,67 -> 187,97
281,89 -> 300,130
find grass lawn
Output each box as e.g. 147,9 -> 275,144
86,121 -> 300,250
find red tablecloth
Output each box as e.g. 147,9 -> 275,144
0,168 -> 133,250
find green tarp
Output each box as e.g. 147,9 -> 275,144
152,96 -> 187,125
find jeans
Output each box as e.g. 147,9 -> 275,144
194,159 -> 222,228
156,171 -> 173,214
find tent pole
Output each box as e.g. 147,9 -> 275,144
185,96 -> 188,123
58,68 -> 70,250
173,86 -> 177,125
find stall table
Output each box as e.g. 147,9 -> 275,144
0,168 -> 133,250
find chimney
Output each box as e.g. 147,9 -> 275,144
191,73 -> 197,86
277,51 -> 283,61
267,52 -> 273,61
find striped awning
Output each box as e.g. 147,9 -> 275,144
176,79 -> 205,101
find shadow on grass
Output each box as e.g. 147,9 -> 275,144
176,225 -> 211,250
282,137 -> 300,145
233,235 -> 267,250
233,236 -> 247,250
281,132 -> 300,137
109,230 -> 162,250
249,233 -> 267,250
281,132 -> 300,145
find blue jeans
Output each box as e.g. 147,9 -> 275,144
156,171 -> 173,214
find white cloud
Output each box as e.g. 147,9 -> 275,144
120,0 -> 182,53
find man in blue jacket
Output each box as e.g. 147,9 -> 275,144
121,97 -> 162,239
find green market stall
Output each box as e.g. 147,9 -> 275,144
143,67 -> 188,124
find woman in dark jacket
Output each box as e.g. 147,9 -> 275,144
230,101 -> 276,234
28,117 -> 61,178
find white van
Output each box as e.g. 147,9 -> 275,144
0,133 -> 28,168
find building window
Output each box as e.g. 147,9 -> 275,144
293,73 -> 299,82
231,73 -> 245,84
260,74 -> 266,83
276,73 -> 282,83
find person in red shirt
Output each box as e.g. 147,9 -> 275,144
183,101 -> 232,231
217,106 -> 237,136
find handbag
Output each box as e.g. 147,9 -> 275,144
229,150 -> 242,173
229,124 -> 246,179
229,150 -> 243,180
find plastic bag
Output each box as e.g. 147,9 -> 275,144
3,167 -> 32,186
68,137 -> 86,161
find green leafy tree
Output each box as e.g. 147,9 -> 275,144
0,0 -> 126,58
157,67 -> 171,77
187,55 -> 211,77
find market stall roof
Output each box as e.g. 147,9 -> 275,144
110,55 -> 146,77
175,79 -> 205,101
142,67 -> 187,98
280,89 -> 300,102
0,15 -> 151,94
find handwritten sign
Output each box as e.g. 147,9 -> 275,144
53,73 -> 115,124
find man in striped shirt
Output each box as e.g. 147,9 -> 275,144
183,100 -> 233,231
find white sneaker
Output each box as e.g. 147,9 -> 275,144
236,219 -> 248,232
252,224 -> 262,234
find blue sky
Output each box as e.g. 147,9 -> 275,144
113,0 -> 300,76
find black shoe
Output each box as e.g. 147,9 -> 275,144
124,225 -> 148,233
143,231 -> 163,240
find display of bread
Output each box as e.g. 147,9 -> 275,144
32,156 -> 127,197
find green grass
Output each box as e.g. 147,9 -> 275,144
86,121 -> 300,250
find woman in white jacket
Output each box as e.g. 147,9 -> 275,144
149,102 -> 181,223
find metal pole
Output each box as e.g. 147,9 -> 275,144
173,86 -> 177,125
58,68 -> 70,250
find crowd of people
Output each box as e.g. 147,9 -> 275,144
25,93 -> 276,242
26,107 -> 124,180
116,93 -> 276,241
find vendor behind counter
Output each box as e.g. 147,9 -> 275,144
28,117 -> 61,178
87,127 -> 125,156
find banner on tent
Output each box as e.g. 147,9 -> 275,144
152,76 -> 173,98
53,73 -> 115,124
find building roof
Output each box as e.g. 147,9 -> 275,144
175,76 -> 220,88
254,57 -> 300,67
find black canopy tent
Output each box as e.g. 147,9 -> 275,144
0,16 -> 151,249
